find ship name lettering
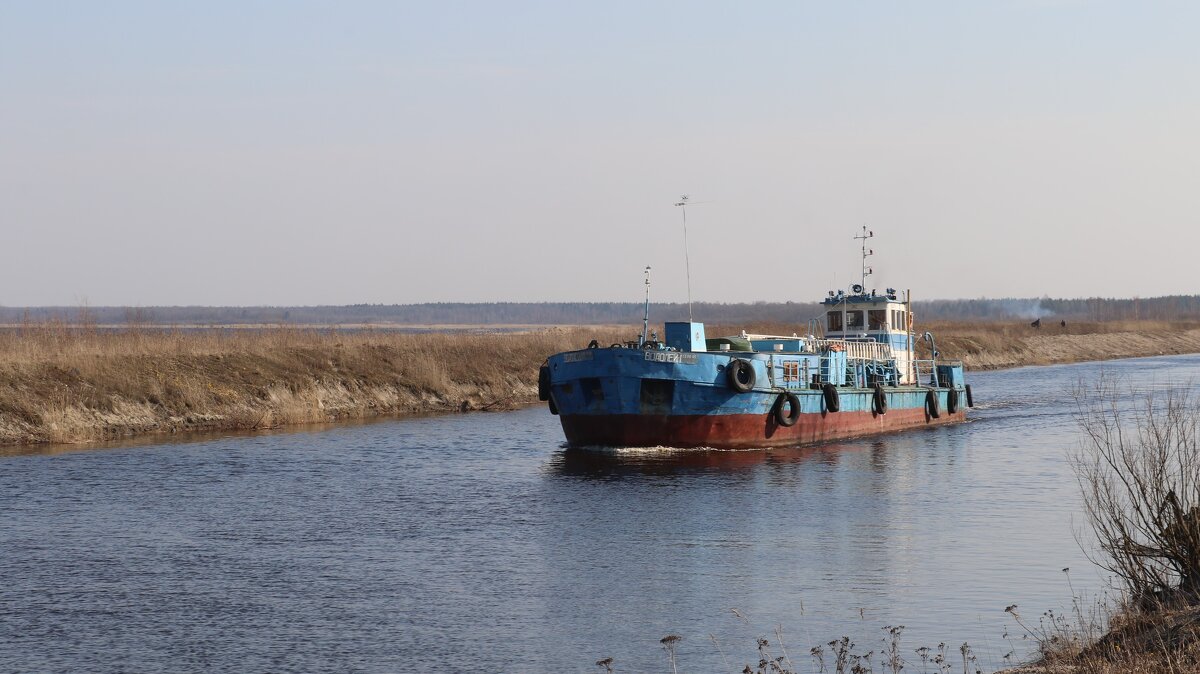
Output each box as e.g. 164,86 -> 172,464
643,351 -> 698,364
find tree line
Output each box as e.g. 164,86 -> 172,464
1,295 -> 1198,326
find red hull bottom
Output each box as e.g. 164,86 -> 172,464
559,407 -> 967,449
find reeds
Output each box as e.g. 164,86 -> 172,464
0,322 -> 628,445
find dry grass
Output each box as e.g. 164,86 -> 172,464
0,322 -> 628,445
920,320 -> 1200,370
592,600 -> 1200,673
6,317 -> 1200,447
999,600 -> 1200,674
716,319 -> 1200,371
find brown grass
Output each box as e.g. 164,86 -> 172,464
0,323 -> 627,446
1001,600 -> 1200,673
717,319 -> 1200,371
6,318 -> 1200,447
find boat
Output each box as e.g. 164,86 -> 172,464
538,228 -> 972,449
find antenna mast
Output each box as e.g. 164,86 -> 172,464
674,195 -> 693,322
641,265 -> 652,346
854,225 -> 874,291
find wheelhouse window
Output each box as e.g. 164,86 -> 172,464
826,311 -> 843,331
868,310 -> 887,330
846,310 -> 864,329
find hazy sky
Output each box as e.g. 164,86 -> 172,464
3,2 -> 1199,306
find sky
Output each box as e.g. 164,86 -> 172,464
3,1 -> 1199,306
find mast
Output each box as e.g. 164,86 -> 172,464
641,265 -> 652,346
674,195 -> 693,322
854,225 -> 874,292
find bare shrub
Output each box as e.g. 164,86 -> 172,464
1073,377 -> 1200,605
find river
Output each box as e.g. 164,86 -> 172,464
3,355 -> 1197,673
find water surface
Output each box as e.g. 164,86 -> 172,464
3,355 -> 1196,672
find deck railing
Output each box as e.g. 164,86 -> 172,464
807,338 -> 894,362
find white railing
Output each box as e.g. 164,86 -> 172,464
739,333 -> 895,361
808,338 -> 894,362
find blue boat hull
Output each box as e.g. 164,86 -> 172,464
545,347 -> 967,449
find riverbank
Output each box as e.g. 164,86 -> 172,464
0,325 -> 623,446
999,600 -> 1200,673
925,319 -> 1200,370
4,320 -> 1200,446
729,319 -> 1200,371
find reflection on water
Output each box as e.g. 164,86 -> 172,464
4,355 -> 1200,672
551,444 -> 830,477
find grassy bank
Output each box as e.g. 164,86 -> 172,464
0,324 -> 623,446
924,319 -> 1200,370
4,319 -> 1200,446
728,319 -> 1200,371
1000,601 -> 1200,673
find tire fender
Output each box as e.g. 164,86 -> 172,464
822,383 -> 840,413
872,384 -> 887,415
774,392 -> 801,427
727,359 -> 755,393
925,389 -> 941,419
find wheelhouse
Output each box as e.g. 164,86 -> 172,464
822,287 -> 916,384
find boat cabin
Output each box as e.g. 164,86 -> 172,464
822,286 -> 915,384
822,287 -> 907,336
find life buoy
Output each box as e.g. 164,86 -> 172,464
822,383 -> 840,412
925,389 -> 941,419
965,384 -> 974,408
727,359 -> 755,393
538,365 -> 551,401
774,392 -> 801,427
947,388 -> 960,414
872,384 -> 887,415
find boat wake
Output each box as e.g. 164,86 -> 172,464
567,444 -> 756,454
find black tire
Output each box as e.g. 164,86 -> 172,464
774,392 -> 801,427
925,389 -> 941,419
965,384 -> 974,408
822,383 -> 840,413
537,365 -> 551,401
727,359 -> 755,393
947,388 -> 960,414
872,384 -> 887,415
548,396 -> 558,415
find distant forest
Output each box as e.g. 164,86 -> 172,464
1,296 -> 1198,326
